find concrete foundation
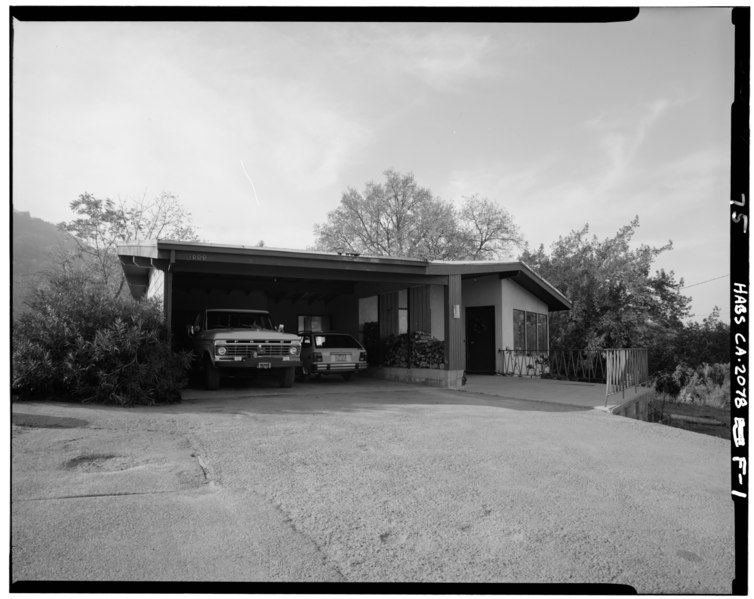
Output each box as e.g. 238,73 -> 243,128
368,367 -> 465,389
609,389 -> 653,421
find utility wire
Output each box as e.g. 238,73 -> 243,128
680,274 -> 730,290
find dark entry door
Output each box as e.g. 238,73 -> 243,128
465,306 -> 496,374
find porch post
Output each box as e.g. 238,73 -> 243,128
164,269 -> 173,339
445,274 -> 464,377
165,249 -> 175,345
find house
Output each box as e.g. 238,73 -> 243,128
117,240 -> 571,388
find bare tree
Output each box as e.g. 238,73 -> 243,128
460,194 -> 522,260
59,191 -> 199,297
314,170 -> 523,260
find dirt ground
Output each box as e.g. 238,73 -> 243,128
11,378 -> 737,592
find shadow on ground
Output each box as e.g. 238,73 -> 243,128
11,375 -> 596,420
178,376 -> 593,416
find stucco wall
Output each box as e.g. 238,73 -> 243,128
146,268 -> 164,302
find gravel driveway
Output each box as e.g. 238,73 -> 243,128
11,378 -> 735,592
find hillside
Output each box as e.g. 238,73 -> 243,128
12,209 -> 77,317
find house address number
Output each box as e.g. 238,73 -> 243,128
189,254 -> 207,261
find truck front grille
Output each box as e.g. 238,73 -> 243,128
220,342 -> 293,357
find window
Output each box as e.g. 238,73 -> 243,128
513,310 -> 525,350
313,334 -> 363,349
513,309 -> 548,351
206,311 -> 273,330
525,312 -> 537,351
398,289 -> 408,334
298,315 -> 331,332
537,313 -> 548,351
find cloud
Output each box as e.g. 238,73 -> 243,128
338,24 -> 514,94
584,98 -> 673,194
444,161 -> 553,206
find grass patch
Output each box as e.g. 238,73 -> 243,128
648,393 -> 730,440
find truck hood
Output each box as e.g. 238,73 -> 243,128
206,329 -> 300,342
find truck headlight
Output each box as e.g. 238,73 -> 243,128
289,346 -> 299,355
216,345 -> 227,356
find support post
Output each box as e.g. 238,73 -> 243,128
445,274 -> 463,373
164,269 -> 173,338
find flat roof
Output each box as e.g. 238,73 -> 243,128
117,239 -> 571,311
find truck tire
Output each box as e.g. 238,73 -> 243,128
278,367 -> 295,388
204,358 -> 221,390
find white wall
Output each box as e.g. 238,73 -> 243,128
146,268 -> 164,301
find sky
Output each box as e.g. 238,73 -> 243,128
11,7 -> 736,322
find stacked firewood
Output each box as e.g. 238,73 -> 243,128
382,332 -> 445,369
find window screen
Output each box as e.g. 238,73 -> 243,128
525,312 -> 537,351
513,310 -> 548,351
537,313 -> 548,351
513,310 -> 525,350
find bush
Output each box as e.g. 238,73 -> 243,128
678,363 -> 731,408
654,370 -> 681,400
651,362 -> 730,410
12,271 -> 191,405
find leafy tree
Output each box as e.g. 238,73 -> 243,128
520,217 -> 691,362
314,170 -> 522,260
12,269 -> 192,405
58,191 -> 199,298
676,307 -> 730,367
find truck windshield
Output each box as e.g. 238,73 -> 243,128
206,311 -> 274,330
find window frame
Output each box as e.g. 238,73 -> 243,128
512,309 -> 548,352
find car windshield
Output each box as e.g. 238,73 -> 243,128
206,311 -> 273,330
314,334 -> 362,349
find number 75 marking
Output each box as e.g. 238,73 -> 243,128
732,194 -> 748,233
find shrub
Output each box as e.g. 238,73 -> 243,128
654,370 -> 681,400
12,270 -> 191,405
652,362 -> 731,409
650,369 -> 682,423
678,363 -> 731,408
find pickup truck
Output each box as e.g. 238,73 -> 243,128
187,309 -> 302,390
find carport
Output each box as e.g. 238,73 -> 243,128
117,240 -> 570,387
